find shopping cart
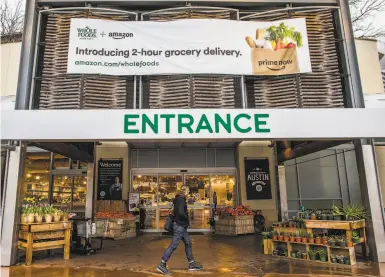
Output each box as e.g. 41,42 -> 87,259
71,217 -> 107,255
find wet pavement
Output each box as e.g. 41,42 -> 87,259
3,234 -> 385,277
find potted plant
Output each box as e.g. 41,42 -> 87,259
343,204 -> 367,221
301,252 -> 308,260
44,205 -> 54,223
284,249 -> 288,257
289,233 -> 295,242
332,205 -> 344,221
336,255 -> 345,264
347,239 -> 353,248
315,236 -> 322,245
310,212 -> 317,220
284,232 -> 289,242
291,250 -> 297,258
316,210 -> 322,220
309,233 -> 315,244
338,236 -> 347,248
53,210 -> 62,222
277,231 -> 283,241
24,205 -> 35,223
328,236 -> 336,247
321,213 -> 328,220
344,257 -> 351,265
331,254 -> 337,263
318,249 -> 328,262
272,230 -> 278,241
62,209 -> 69,221
295,231 -> 301,243
308,249 -> 318,260
322,235 -> 328,245
352,231 -> 360,243
35,205 -> 44,223
302,232 -> 308,243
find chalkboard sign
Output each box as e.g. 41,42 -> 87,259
97,159 -> 123,200
245,158 -> 272,200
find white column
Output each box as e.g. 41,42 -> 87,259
355,142 -> 385,262
1,143 -> 27,266
85,163 -> 95,219
278,165 -> 288,221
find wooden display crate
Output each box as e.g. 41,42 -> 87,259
216,215 -> 255,236
103,218 -> 136,240
18,221 -> 72,266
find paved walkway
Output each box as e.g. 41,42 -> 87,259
3,234 -> 385,277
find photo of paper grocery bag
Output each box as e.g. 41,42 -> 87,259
251,47 -> 299,75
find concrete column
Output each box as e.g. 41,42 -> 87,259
85,163 -> 95,219
0,143 -> 27,266
354,142 -> 385,262
278,165 -> 288,221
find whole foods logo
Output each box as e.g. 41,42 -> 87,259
77,26 -> 97,40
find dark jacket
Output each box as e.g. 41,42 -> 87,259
173,194 -> 189,228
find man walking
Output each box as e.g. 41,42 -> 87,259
157,185 -> 203,275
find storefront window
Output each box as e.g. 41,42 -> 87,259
52,175 -> 73,210
132,175 -> 158,229
23,152 -> 50,204
73,176 -> 87,212
53,154 -> 70,169
211,175 -> 235,207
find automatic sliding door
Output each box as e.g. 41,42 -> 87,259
211,175 -> 236,208
184,175 -> 210,229
158,175 -> 182,230
132,175 -> 158,229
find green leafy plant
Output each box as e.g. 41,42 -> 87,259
317,249 -> 327,258
352,231 -> 360,243
343,204 -> 367,220
261,231 -> 271,240
266,22 -> 303,47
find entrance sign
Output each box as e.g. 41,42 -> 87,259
67,18 -> 312,76
97,160 -> 123,200
245,158 -> 272,200
2,109 -> 385,141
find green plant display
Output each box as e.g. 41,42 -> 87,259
342,204 -> 367,220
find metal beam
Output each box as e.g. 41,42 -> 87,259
15,0 -> 38,110
30,142 -> 94,162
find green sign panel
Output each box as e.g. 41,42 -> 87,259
124,113 -> 270,134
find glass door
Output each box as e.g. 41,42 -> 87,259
184,175 -> 211,229
52,174 -> 87,212
158,175 -> 182,230
132,175 -> 158,230
211,174 -> 236,208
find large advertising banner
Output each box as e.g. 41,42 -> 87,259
245,158 -> 272,200
67,18 -> 312,76
97,160 -> 123,200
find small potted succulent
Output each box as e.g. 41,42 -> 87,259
308,249 -> 318,261
343,204 -> 367,221
310,211 -> 317,220
352,231 -> 360,244
328,236 -> 336,247
315,236 -> 322,245
284,249 -> 288,257
295,231 -> 301,243
309,233 -> 315,244
302,232 -> 308,243
331,254 -> 337,263
332,205 -> 344,221
318,249 -> 328,262
344,257 -> 351,265
322,236 -> 328,246
337,255 -> 345,264
272,230 -> 278,240
284,232 -> 290,242
301,252 -> 308,260
35,205 -> 44,223
289,233 -> 295,242
338,236 -> 347,248
291,250 -> 297,258
277,231 -> 283,241
347,238 -> 353,248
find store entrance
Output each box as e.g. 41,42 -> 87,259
131,170 -> 236,232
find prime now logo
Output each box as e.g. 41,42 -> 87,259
124,113 -> 270,135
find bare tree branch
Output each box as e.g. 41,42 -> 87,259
349,0 -> 385,38
0,0 -> 24,43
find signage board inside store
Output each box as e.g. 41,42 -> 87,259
67,18 -> 312,76
2,109 -> 385,141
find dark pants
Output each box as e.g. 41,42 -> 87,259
161,222 -> 194,263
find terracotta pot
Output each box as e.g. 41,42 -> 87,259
284,237 -> 289,242
273,236 -> 278,240
323,240 -> 328,246
27,214 -> 35,223
295,238 -> 301,243
45,214 -> 52,223
311,215 -> 317,220
315,239 -> 321,245
290,237 -> 295,242
278,236 -> 283,241
302,238 -> 308,243
35,215 -> 43,223
309,238 -> 315,244
347,241 -> 353,247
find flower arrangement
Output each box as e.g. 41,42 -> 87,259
21,197 -> 71,223
216,205 -> 254,217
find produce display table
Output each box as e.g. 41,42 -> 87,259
215,215 -> 254,236
271,219 -> 367,266
18,221 -> 72,265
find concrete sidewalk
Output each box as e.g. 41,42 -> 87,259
4,234 -> 385,277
